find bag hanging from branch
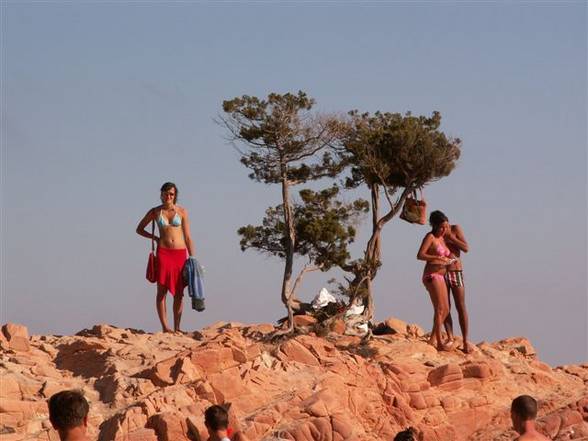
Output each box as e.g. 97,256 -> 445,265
400,188 -> 427,225
146,220 -> 158,283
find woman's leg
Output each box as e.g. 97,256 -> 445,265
444,283 -> 455,344
426,277 -> 451,351
173,291 -> 184,332
451,284 -> 470,353
156,285 -> 173,333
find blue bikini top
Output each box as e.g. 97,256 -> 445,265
157,209 -> 182,228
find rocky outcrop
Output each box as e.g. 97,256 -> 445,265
0,321 -> 586,440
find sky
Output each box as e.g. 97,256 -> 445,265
1,2 -> 586,366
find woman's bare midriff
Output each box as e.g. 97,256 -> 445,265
422,240 -> 449,279
158,227 -> 186,249
423,262 -> 447,279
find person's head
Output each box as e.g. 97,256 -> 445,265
429,210 -> 449,236
160,182 -> 178,205
394,427 -> 417,441
511,395 -> 538,433
204,405 -> 229,434
48,390 -> 89,437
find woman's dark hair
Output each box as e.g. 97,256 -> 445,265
394,427 -> 417,441
160,182 -> 178,204
429,210 -> 448,230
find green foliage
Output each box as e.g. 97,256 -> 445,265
237,206 -> 287,258
295,186 -> 369,270
238,186 -> 368,271
221,91 -> 345,184
333,110 -> 462,318
342,111 -> 461,190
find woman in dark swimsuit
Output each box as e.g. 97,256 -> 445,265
417,211 -> 456,351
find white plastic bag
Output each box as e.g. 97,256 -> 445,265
345,303 -> 365,317
311,287 -> 337,310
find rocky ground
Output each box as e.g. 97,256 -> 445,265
1,318 -> 587,441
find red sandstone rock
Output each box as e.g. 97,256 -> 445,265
2,321 -> 587,441
147,412 -> 190,441
293,315 -> 318,327
280,339 -> 320,366
2,323 -> 29,340
118,428 -> 159,441
498,336 -> 537,358
384,317 -> 408,334
461,361 -> 494,380
8,336 -> 30,352
1,323 -> 30,352
330,318 -> 346,334
189,347 -> 241,374
427,363 -> 463,387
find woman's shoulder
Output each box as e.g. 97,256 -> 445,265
421,232 -> 434,243
176,205 -> 188,215
149,206 -> 163,216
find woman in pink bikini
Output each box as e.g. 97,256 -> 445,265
136,182 -> 196,333
417,210 -> 456,351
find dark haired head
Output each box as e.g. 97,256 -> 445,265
429,210 -> 449,230
394,427 -> 417,441
160,182 -> 178,204
511,395 -> 538,421
204,405 -> 229,431
48,390 -> 89,431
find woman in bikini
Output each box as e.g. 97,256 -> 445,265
417,210 -> 456,351
136,182 -> 196,333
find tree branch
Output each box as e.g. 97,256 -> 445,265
290,262 -> 322,301
377,186 -> 414,228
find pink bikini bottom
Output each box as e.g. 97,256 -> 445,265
422,273 -> 445,284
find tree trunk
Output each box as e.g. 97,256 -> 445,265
359,183 -> 382,321
362,186 -> 414,321
346,186 -> 413,324
278,169 -> 296,334
370,183 -> 381,263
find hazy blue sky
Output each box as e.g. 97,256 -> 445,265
2,2 -> 586,366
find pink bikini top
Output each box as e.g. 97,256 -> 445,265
435,243 -> 451,257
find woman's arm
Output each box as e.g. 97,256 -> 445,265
417,234 -> 450,265
136,208 -> 158,242
181,208 -> 196,256
445,225 -> 469,253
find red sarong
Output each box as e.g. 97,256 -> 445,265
156,247 -> 187,296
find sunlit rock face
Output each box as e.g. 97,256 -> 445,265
1,320 -> 586,440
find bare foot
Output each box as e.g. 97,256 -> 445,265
427,336 -> 437,347
162,327 -> 174,334
174,329 -> 187,335
437,342 -> 453,352
461,342 -> 473,354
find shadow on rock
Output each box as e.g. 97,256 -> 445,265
55,340 -> 111,378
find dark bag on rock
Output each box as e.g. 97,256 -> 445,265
400,189 -> 427,225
